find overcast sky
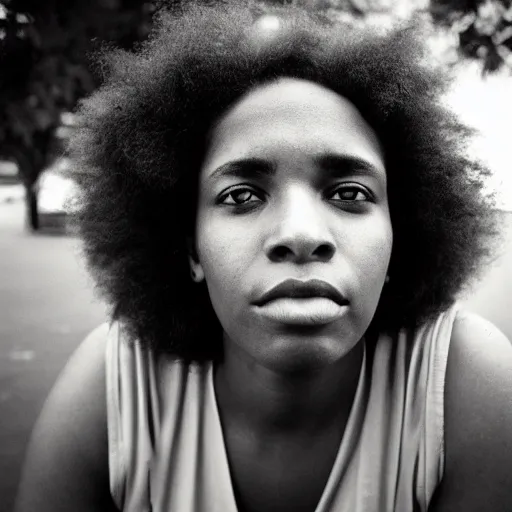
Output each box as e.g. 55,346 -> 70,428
442,62 -> 512,211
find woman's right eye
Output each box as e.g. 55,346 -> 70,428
218,187 -> 263,206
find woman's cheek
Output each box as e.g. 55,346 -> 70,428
353,222 -> 392,287
199,229 -> 245,287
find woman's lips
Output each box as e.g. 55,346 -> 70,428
254,297 -> 348,326
254,278 -> 348,307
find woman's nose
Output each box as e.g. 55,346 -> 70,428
264,188 -> 336,264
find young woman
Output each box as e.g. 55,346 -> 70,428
15,2 -> 512,511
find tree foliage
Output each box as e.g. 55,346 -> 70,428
430,0 -> 512,73
0,0 -> 162,189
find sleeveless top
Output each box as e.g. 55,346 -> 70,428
105,303 -> 460,512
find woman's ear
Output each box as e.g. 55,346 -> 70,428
186,236 -> 205,283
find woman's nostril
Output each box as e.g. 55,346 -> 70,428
315,244 -> 335,260
272,246 -> 290,261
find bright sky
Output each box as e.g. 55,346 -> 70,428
441,62 -> 512,211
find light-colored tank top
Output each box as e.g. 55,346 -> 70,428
106,303 -> 459,512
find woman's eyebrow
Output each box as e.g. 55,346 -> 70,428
315,153 -> 385,181
207,158 -> 276,182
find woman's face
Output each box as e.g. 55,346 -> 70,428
189,78 -> 392,372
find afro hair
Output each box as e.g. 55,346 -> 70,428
69,0 -> 502,362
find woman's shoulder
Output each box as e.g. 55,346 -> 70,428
447,309 -> 512,415
429,309 -> 512,511
26,321 -> 112,464
14,322 -> 116,511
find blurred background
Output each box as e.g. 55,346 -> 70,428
1,0 -> 511,510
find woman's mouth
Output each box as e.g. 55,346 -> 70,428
254,297 -> 348,326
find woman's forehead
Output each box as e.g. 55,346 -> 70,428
202,77 -> 385,176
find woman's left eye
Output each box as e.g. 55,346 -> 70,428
329,185 -> 372,202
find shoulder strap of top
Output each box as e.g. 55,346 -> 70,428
413,302 -> 460,508
105,321 -> 160,512
348,303 -> 460,512
105,321 -> 124,509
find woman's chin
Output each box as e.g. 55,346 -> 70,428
259,335 -> 358,375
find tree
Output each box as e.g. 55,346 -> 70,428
0,0 -> 160,229
430,0 -> 512,74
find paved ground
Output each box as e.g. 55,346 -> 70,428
0,197 -> 511,512
0,200 -> 107,512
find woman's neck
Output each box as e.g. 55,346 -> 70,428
213,338 -> 365,440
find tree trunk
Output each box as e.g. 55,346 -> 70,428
25,184 -> 39,231
5,144 -> 45,232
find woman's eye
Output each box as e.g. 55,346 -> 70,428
330,185 -> 371,202
219,187 -> 262,206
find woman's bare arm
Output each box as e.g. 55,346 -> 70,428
429,310 -> 512,511
14,323 -> 118,512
